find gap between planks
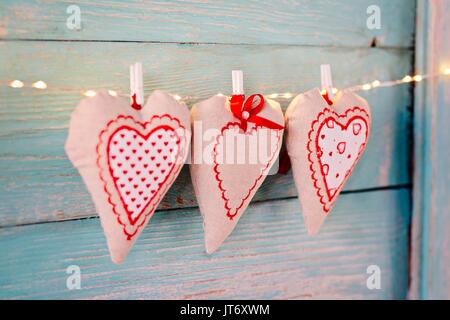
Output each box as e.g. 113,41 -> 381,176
0,183 -> 411,229
0,38 -> 414,51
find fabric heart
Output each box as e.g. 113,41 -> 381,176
190,94 -> 284,253
285,88 -> 370,234
66,90 -> 190,263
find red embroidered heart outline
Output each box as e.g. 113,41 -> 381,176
107,125 -> 180,226
213,122 -> 282,220
97,114 -> 186,239
307,107 -> 370,213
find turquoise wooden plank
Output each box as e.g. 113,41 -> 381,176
0,42 -> 412,226
0,189 -> 410,299
410,0 -> 450,300
0,0 -> 415,47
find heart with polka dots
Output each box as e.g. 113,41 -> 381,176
108,124 -> 180,225
97,114 -> 188,241
66,90 -> 191,263
308,107 -> 370,213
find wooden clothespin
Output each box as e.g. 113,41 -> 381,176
232,70 -> 244,96
130,62 -> 144,110
320,64 -> 334,105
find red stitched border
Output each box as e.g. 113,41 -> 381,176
307,106 -> 370,213
213,122 -> 282,220
96,114 -> 186,240
106,125 -> 180,226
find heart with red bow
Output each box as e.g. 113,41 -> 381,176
190,93 -> 284,253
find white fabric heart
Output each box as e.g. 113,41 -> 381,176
66,90 -> 190,263
285,89 -> 371,234
190,95 -> 284,253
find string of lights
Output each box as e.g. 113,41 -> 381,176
2,68 -> 450,103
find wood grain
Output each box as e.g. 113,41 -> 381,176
0,42 -> 412,226
410,0 -> 450,300
0,0 -> 415,47
0,189 -> 410,300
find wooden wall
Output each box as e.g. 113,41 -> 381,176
0,1 -> 415,299
410,0 -> 450,300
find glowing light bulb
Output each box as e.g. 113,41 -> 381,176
372,80 -> 381,88
10,80 -> 24,88
84,90 -> 96,97
332,88 -> 338,94
362,84 -> 372,91
108,90 -> 117,96
173,95 -> 181,101
32,80 -> 47,89
413,75 -> 423,82
444,68 -> 450,76
217,93 -> 224,97
402,75 -> 413,83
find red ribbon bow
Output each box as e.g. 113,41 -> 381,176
229,94 -> 284,132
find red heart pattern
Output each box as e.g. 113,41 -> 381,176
97,114 -> 187,240
317,117 -> 368,200
308,107 -> 370,212
108,126 -> 179,225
